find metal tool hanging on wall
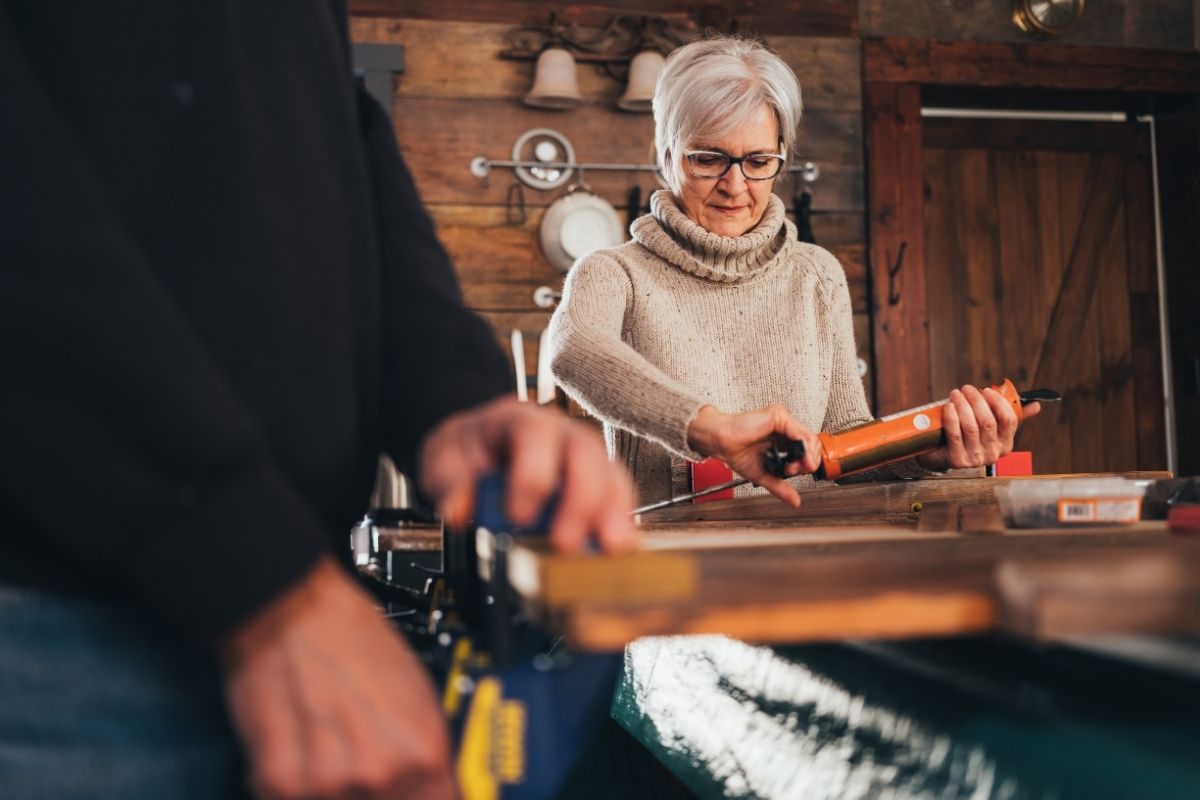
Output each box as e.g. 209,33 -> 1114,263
471,128 -> 821,193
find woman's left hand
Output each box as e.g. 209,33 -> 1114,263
914,385 -> 1041,471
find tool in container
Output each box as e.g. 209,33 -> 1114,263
633,380 -> 1061,515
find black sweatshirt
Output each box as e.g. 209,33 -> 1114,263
0,1 -> 510,643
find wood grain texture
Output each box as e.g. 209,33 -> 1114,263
863,38 -> 1200,92
512,519 -> 1174,650
1032,156 -> 1124,408
1122,149 -> 1169,471
349,17 -> 862,110
861,0 -> 1195,51
635,472 -> 1171,525
349,1 -> 859,38
998,540 -> 1200,639
864,81 -> 929,410
923,119 -> 1165,474
391,97 -> 863,210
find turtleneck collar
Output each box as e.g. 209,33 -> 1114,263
630,190 -> 795,283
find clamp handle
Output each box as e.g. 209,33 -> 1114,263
474,471 -> 558,535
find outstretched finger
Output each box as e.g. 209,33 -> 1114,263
592,466 -> 639,554
504,410 -> 565,527
545,427 -> 609,554
941,395 -> 967,467
755,472 -> 802,508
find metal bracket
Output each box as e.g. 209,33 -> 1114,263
353,43 -> 406,119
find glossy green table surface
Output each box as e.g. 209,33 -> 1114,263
605,635 -> 1200,799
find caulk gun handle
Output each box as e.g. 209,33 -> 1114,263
764,439 -> 828,482
764,439 -> 807,478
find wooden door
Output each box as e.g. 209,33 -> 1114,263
923,118 -> 1167,474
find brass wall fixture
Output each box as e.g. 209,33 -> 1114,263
502,14 -> 689,112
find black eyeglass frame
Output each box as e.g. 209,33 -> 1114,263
682,149 -> 787,181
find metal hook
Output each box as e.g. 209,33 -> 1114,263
506,182 -> 527,225
887,241 -> 906,306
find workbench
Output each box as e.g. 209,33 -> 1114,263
493,473 -> 1200,799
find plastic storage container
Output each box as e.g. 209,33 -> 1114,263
994,477 -> 1146,528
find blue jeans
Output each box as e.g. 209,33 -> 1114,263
0,583 -> 249,799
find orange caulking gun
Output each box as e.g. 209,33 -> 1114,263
633,379 -> 1061,515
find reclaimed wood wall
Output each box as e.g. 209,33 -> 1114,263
349,0 -> 1196,416
348,1 -> 874,400
860,0 -> 1196,50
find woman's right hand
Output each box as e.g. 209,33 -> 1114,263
686,404 -> 822,507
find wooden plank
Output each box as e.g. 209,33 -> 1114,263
865,81 -> 929,410
503,541 -> 698,605
562,592 -> 996,650
348,1 -> 860,39
1093,176 -> 1137,473
959,504 -> 1004,534
957,148 -> 1003,385
923,118 -> 1148,156
998,540 -> 1200,639
636,472 -> 1172,525
349,18 -> 862,110
1122,153 -> 1169,471
915,501 -> 959,533
863,38 -> 1200,93
641,520 -> 1167,553
860,0 -> 1196,51
394,98 -> 863,210
513,521 -> 1174,650
921,147 -> 959,397
1031,156 -> 1125,416
1012,151 -> 1062,466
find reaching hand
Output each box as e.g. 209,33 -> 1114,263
222,558 -> 455,800
417,396 -> 638,554
915,385 -> 1041,471
686,404 -> 822,507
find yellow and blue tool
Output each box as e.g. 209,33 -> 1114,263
360,472 -> 620,800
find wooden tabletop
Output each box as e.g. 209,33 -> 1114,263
493,473 -> 1199,651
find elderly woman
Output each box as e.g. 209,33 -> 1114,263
549,36 -> 1038,507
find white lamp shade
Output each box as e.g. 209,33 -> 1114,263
524,47 -> 583,110
617,50 -> 665,112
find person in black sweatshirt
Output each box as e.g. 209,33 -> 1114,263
0,3 -> 637,798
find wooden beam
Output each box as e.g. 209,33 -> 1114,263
506,521 -> 1177,650
347,1 -> 859,38
864,81 -> 928,409
863,38 -> 1200,93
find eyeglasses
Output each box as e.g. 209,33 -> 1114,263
683,150 -> 786,181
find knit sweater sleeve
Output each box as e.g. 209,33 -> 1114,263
814,247 -> 934,481
549,251 -> 706,459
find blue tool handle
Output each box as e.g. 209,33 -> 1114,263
474,471 -> 559,536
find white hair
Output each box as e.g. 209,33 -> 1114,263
653,36 -> 803,193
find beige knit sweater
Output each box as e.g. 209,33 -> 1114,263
549,190 -> 925,504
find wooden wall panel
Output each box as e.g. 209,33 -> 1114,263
350,18 -> 862,110
390,97 -> 863,210
861,0 -> 1195,51
350,1 -> 858,38
351,11 -> 870,401
864,81 -> 929,410
863,38 -> 1200,93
